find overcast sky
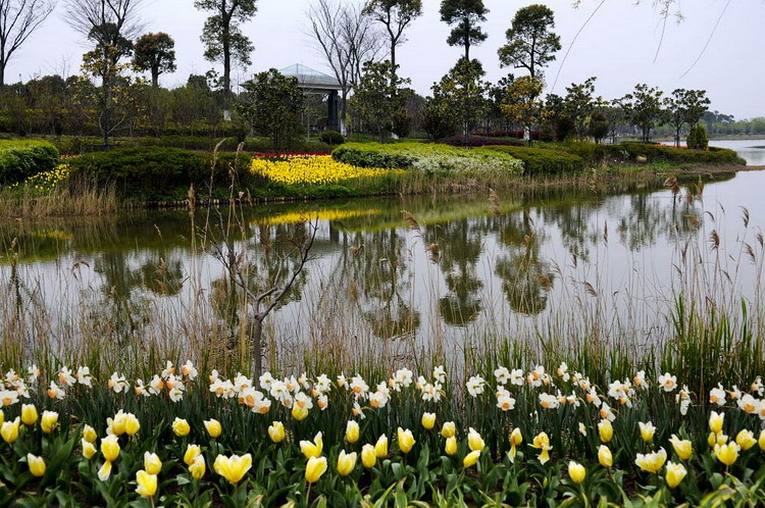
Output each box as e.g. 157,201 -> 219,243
12,0 -> 765,119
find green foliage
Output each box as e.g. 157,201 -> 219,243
484,145 -> 585,174
0,139 -> 59,185
588,111 -> 609,143
318,130 -> 345,146
349,61 -> 412,142
363,0 -> 423,67
236,69 -> 305,153
563,76 -> 598,139
687,123 -> 709,150
332,143 -> 415,169
439,0 -> 488,59
622,84 -> 667,143
429,57 -> 488,137
497,4 -> 561,80
132,32 -> 177,88
501,76 -> 544,146
66,147 -> 252,199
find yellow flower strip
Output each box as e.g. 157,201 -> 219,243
251,156 -> 401,185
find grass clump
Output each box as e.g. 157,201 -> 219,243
0,139 -> 59,185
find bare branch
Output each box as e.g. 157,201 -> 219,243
0,0 -> 56,85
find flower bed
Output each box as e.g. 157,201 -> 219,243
1,362 -> 764,505
251,155 -> 401,185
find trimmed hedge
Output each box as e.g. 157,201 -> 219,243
332,143 -> 415,169
436,136 -> 525,148
67,147 -> 253,199
484,145 -> 585,174
613,142 -> 744,165
0,139 -> 59,185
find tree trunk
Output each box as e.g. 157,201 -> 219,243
0,61 -> 5,89
252,317 -> 263,378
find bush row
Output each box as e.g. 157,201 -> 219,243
333,142 -> 524,175
66,147 -> 254,200
0,139 -> 59,185
558,141 -> 745,166
484,145 -> 585,175
435,136 -> 525,148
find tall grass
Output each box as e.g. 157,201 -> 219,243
0,182 -> 118,217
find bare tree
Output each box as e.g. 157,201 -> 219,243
0,0 -> 56,87
307,0 -> 384,134
65,0 -> 145,41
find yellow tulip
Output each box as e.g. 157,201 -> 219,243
190,455 -> 206,479
144,452 -> 162,475
204,419 -> 222,438
598,420 -> 613,443
97,460 -> 112,481
100,435 -> 120,462
468,428 -> 485,452
27,454 -> 46,477
82,439 -> 97,459
135,470 -> 158,497
759,430 -> 765,451
336,450 -> 357,476
714,442 -> 740,466
374,434 -> 388,458
665,461 -> 687,489
268,421 -> 285,443
0,409 -> 3,425
397,427 -> 415,454
463,449 -> 481,468
598,445 -> 613,468
125,414 -> 140,436
708,431 -> 728,447
736,429 -> 757,451
21,404 -> 38,426
111,412 -> 126,436
709,411 -> 724,434
83,425 -> 97,444
669,434 -> 693,460
635,448 -> 668,473
300,432 -> 323,459
441,421 -> 456,438
184,444 -> 201,466
509,428 -> 522,462
568,461 -> 586,484
172,418 -> 190,437
421,412 -> 436,430
41,411 -> 59,434
292,405 -> 309,421
445,436 -> 457,456
214,453 -> 252,484
361,444 -> 377,468
638,421 -> 655,443
305,456 -> 328,483
345,420 -> 359,444
532,432 -> 553,465
1,417 -> 20,443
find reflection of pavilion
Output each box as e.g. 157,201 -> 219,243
280,64 -> 342,132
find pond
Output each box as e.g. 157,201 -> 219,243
2,143 -> 764,369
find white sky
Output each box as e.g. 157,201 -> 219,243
12,0 -> 765,119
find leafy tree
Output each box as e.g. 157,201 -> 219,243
588,110 -> 609,144
664,88 -> 710,146
622,84 -> 666,143
422,99 -> 457,140
194,0 -> 257,110
429,57 -> 487,136
498,4 -> 561,80
439,0 -> 488,60
687,123 -> 708,150
236,69 -> 304,153
363,0 -> 422,72
487,73 -> 514,131
501,75 -> 544,146
133,32 -> 176,88
0,0 -> 55,87
541,93 -> 573,141
601,99 -> 627,144
350,60 -> 411,142
563,76 -> 597,140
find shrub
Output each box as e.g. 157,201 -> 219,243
332,143 -> 415,169
472,130 -> 541,140
66,147 -> 252,199
615,142 -> 743,165
318,130 -> 345,145
484,145 -> 585,174
436,136 -> 524,148
687,124 -> 709,150
0,139 -> 59,185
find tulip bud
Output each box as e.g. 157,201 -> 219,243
184,444 -> 201,466
665,461 -> 687,489
374,434 -> 388,458
305,456 -> 328,483
82,439 -> 97,459
463,449 -> 481,468
735,429 -> 757,451
144,452 -> 162,475
336,450 -> 357,476
638,421 -> 655,443
468,428 -> 485,452
345,420 -> 359,444
709,411 -> 724,434
172,418 -> 190,437
97,460 -> 112,481
441,421 -> 456,439
598,445 -> 613,468
135,470 -> 158,497
190,455 -> 206,479
445,436 -> 457,456
759,430 -> 765,451
299,432 -> 323,459
421,412 -> 436,430
568,461 -> 586,484
41,411 -> 59,434
361,444 -> 377,468
100,435 -> 120,462
714,442 -> 740,466
21,404 -> 38,426
204,419 -> 222,438
669,434 -> 693,460
292,405 -> 309,421
27,454 -> 46,477
83,424 -> 97,443
1,417 -> 20,443
397,427 -> 415,454
598,419 -> 613,443
268,421 -> 285,443
125,414 -> 140,436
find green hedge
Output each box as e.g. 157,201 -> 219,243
0,139 -> 59,185
551,141 -> 744,166
332,142 -> 524,175
67,147 -> 253,199
483,145 -> 585,174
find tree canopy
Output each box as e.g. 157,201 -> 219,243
498,4 -> 560,81
439,0 -> 488,61
133,32 -> 176,88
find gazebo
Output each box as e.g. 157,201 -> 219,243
280,64 -> 342,132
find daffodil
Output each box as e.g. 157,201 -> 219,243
336,450 -> 357,476
665,462 -> 687,489
568,461 -> 586,483
300,432 -> 323,459
27,454 -> 46,477
305,456 -> 328,483
135,470 -> 158,497
268,421 -> 285,443
635,448 -> 667,473
397,427 -> 415,453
